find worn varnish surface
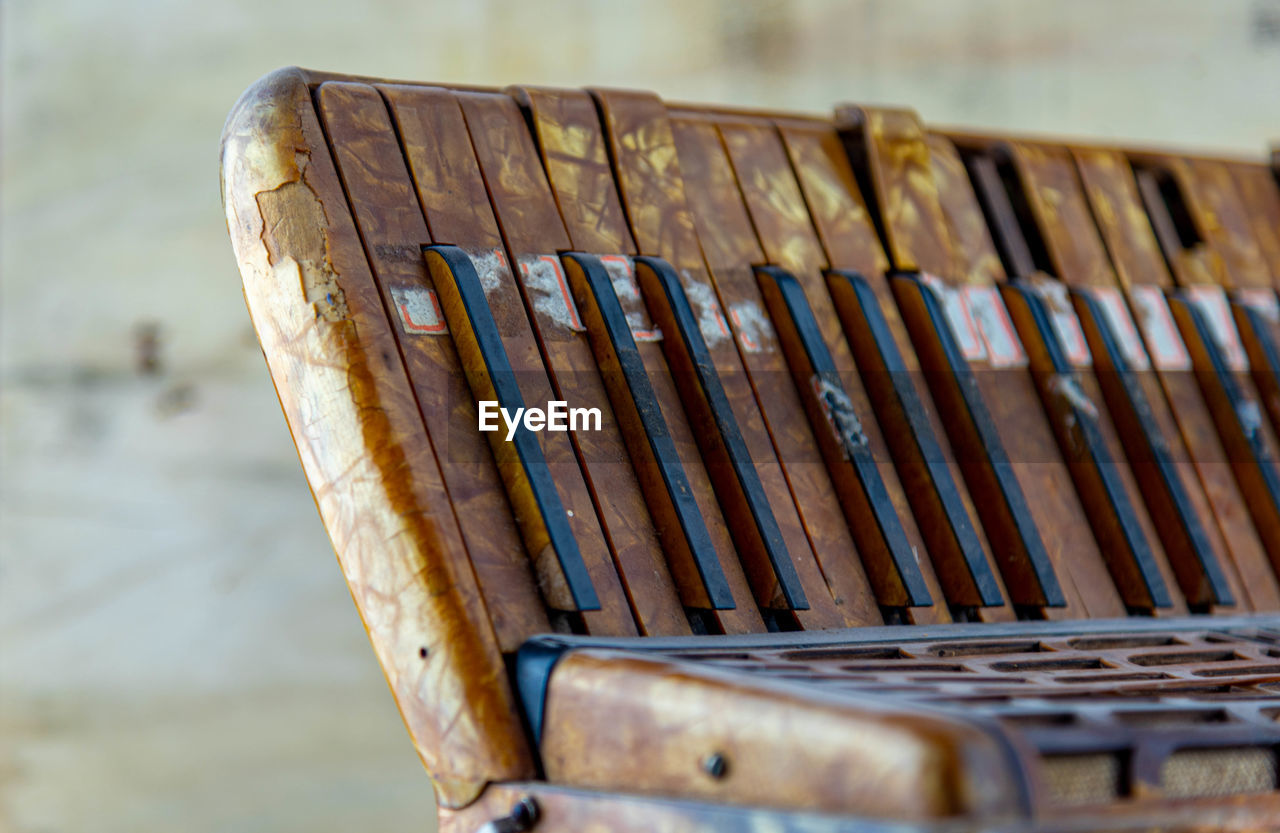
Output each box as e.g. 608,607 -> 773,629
705,113 -> 952,623
593,89 -> 843,627
539,648 -> 1021,819
777,117 -> 1013,622
1005,141 -> 1251,612
455,90 -> 689,636
315,82 -> 551,651
382,84 -> 637,636
1130,150 -> 1280,578
516,86 -> 766,634
442,781 -> 1280,833
846,106 -> 1122,619
1075,146 -> 1280,612
668,113 -> 885,626
987,140 -> 1189,615
223,68 -> 1280,829
222,69 -> 534,807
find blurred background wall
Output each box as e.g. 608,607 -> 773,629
3,0 -> 1279,830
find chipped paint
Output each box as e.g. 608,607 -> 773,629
518,254 -> 585,333
1088,287 -> 1150,371
1238,288 -> 1280,325
1186,285 -> 1250,372
728,301 -> 775,353
967,286 -> 1027,369
919,273 -> 984,362
1047,374 -> 1099,420
682,274 -> 730,348
1130,286 -> 1191,371
390,285 -> 448,335
468,247 -> 508,297
1027,277 -> 1091,368
600,254 -> 661,341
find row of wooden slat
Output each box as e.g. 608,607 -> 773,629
307,81 -> 1280,645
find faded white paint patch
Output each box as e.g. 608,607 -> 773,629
389,285 -> 447,335
920,273 -> 985,362
600,254 -> 661,341
1047,373 -> 1099,419
1238,288 -> 1280,325
1028,277 -> 1091,368
728,300 -> 774,353
468,247 -> 508,296
518,254 -> 585,333
1129,285 -> 1190,371
682,273 -> 730,348
966,285 -> 1027,368
1089,287 -> 1149,370
1186,284 -> 1249,371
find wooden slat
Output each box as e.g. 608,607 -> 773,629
726,116 -> 1010,621
667,115 -> 884,624
696,115 -> 952,624
1075,146 -> 1280,611
313,81 -> 550,650
452,90 -> 689,637
224,70 -> 534,807
378,83 -> 637,637
426,244 -> 602,612
1226,162 -> 1280,445
537,649 -> 1026,820
1185,160 -> 1275,292
1229,162 -> 1280,287
776,119 -> 1013,623
517,86 -> 766,635
1001,141 -> 1239,612
594,88 -> 847,629
845,105 -> 1123,619
1131,152 -> 1280,585
965,144 -> 1185,615
561,252 -> 738,612
1186,160 -> 1280,446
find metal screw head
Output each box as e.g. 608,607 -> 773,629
702,752 -> 728,779
510,796 -> 540,831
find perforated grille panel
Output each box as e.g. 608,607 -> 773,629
542,618 -> 1280,810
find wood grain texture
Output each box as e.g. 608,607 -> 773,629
1229,163 -> 1280,287
669,113 -> 884,626
220,68 -> 532,808
594,88 -> 839,626
707,114 -> 951,624
1185,160 -> 1273,292
998,141 -> 1193,615
847,105 -> 1121,618
1131,150 -> 1280,577
224,70 -> 1280,830
1075,147 -> 1280,611
517,85 -> 766,634
777,118 -> 1013,622
1225,162 -> 1280,444
314,81 -> 551,651
442,780 -> 1280,833
381,83 -> 637,637
538,649 -> 1025,819
455,90 -> 689,636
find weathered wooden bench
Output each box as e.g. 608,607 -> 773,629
222,67 -> 1280,832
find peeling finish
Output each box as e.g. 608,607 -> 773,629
682,275 -> 731,347
727,300 -> 774,353
221,68 -> 535,810
469,246 -> 508,296
516,253 -> 585,333
1047,373 -> 1099,420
